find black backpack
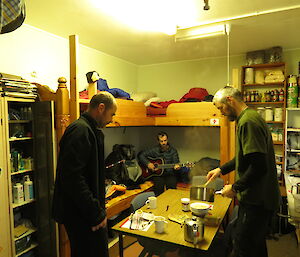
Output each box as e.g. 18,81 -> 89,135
105,144 -> 144,187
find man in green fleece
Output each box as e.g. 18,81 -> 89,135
207,86 -> 280,257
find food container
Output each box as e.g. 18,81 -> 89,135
190,186 -> 215,202
190,202 -> 211,217
244,68 -> 254,84
274,108 -> 283,122
265,107 -> 273,121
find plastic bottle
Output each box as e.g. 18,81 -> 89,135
287,75 -> 298,108
13,182 -> 24,204
24,175 -> 34,201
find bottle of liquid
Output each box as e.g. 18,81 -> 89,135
24,175 -> 34,201
287,75 -> 298,108
13,182 -> 24,204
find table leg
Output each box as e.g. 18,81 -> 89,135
119,233 -> 124,257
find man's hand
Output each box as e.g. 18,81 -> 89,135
206,168 -> 221,182
221,184 -> 236,198
91,217 -> 107,232
174,164 -> 181,170
147,162 -> 156,170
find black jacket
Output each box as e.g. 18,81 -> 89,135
52,112 -> 106,226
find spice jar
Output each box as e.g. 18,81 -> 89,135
265,107 -> 273,121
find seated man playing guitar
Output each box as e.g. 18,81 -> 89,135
138,131 -> 181,196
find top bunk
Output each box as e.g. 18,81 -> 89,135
48,77 -> 226,128
155,102 -> 224,127
78,97 -> 155,127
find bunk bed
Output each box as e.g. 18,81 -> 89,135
47,35 -> 237,257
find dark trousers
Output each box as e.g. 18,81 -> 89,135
152,174 -> 177,196
64,218 -> 109,257
232,203 -> 273,257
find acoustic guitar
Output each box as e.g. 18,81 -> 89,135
140,157 -> 194,179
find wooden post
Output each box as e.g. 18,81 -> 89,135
88,82 -> 97,99
56,77 -> 70,142
69,35 -> 79,123
55,77 -> 71,257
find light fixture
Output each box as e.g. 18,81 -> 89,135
175,24 -> 230,41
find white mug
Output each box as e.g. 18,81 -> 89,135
154,216 -> 168,233
145,196 -> 157,209
181,198 -> 190,212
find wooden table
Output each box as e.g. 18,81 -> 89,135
106,181 -> 153,219
112,189 -> 232,256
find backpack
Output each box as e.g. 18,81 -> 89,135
105,144 -> 144,188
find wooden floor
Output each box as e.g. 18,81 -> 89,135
109,232 -> 300,257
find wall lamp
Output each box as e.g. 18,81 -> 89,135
175,24 -> 230,41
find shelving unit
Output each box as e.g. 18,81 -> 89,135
285,108 -> 300,174
241,62 -> 287,187
0,96 -> 57,257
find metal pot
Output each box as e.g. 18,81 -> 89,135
184,217 -> 204,244
190,186 -> 215,202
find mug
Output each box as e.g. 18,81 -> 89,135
145,196 -> 157,209
154,216 -> 167,233
181,198 -> 190,212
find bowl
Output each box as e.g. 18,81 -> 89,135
190,202 -> 211,217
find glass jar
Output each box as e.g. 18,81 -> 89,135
257,107 -> 265,120
265,107 -> 273,121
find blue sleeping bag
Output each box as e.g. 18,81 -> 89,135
97,78 -> 130,99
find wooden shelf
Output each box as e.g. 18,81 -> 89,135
9,137 -> 32,142
242,82 -> 284,87
245,101 -> 284,105
14,228 -> 37,241
12,199 -> 35,209
15,242 -> 38,257
276,162 -> 283,165
287,128 -> 300,132
9,120 -> 32,124
286,170 -> 300,173
242,62 -> 285,68
273,141 -> 284,145
266,121 -> 285,124
286,149 -> 300,153
11,169 -> 33,176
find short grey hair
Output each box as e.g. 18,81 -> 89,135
89,91 -> 116,109
213,86 -> 243,104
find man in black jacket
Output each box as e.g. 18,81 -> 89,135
207,86 -> 280,257
52,92 -> 117,257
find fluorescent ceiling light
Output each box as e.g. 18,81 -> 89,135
90,0 -> 198,35
175,24 -> 230,41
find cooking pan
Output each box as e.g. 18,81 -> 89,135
190,185 -> 215,202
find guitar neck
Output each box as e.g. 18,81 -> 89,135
156,163 -> 182,169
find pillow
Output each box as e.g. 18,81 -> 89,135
144,97 -> 161,107
131,92 -> 157,102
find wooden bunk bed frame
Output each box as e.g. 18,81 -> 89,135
48,35 -> 237,257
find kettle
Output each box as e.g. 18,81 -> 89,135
183,217 -> 204,245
